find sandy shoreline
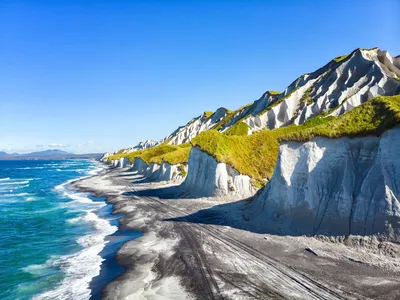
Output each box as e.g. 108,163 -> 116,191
71,166 -> 400,300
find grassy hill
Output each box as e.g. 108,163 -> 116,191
192,95 -> 400,182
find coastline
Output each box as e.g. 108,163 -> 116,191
33,161 -> 122,300
70,165 -> 400,300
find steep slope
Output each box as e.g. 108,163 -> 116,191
222,48 -> 400,133
100,48 -> 400,202
100,140 -> 158,161
179,147 -> 256,199
124,140 -> 159,153
245,95 -> 400,240
160,108 -> 228,145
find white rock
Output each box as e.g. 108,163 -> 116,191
129,158 -> 148,173
149,162 -> 187,182
161,108 -> 228,145
180,147 -> 257,199
224,48 -> 400,133
246,126 -> 400,239
119,157 -> 131,169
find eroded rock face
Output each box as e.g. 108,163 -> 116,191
119,157 -> 131,168
247,126 -> 400,240
161,108 -> 228,145
180,147 -> 257,199
223,48 -> 400,133
99,152 -> 113,162
149,162 -> 187,182
130,158 -> 148,173
127,140 -> 158,152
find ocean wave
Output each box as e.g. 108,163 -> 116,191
26,196 -> 39,201
32,195 -> 117,300
53,164 -> 104,192
2,192 -> 30,197
0,184 -> 29,192
15,167 -> 46,170
22,257 -> 59,276
0,180 -> 30,185
15,184 -> 30,189
0,177 -> 10,181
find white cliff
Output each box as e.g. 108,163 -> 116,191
180,147 -> 257,199
143,163 -> 161,178
119,157 -> 131,169
246,126 -> 400,240
99,152 -> 113,162
129,158 -> 148,173
147,162 -> 187,182
223,48 -> 400,133
161,108 -> 228,145
125,140 -> 159,153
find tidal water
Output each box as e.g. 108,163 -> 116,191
0,160 -> 140,300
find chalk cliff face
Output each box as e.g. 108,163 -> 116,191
223,48 -> 400,133
132,161 -> 187,182
119,157 -> 131,168
130,158 -> 148,173
161,108 -> 228,145
99,152 -> 113,162
149,162 -> 187,182
246,126 -> 400,240
180,147 -> 256,198
126,140 -> 158,152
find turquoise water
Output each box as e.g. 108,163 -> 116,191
0,160 -> 121,299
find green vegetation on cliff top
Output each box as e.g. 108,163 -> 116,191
192,95 -> 400,181
333,54 -> 349,62
224,121 -> 250,136
204,111 -> 214,118
107,142 -> 191,165
267,90 -> 281,95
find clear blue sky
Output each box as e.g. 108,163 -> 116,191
1,0 -> 399,154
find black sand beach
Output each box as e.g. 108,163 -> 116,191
71,167 -> 400,300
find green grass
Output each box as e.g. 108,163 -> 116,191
282,95 -> 400,141
204,111 -> 214,118
300,87 -> 314,105
394,77 -> 400,82
177,164 -> 187,177
213,109 -> 235,131
192,95 -> 400,181
333,54 -> 349,63
268,90 -> 281,95
107,143 -> 191,165
224,121 -> 250,136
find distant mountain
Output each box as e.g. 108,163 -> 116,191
21,149 -> 73,157
0,149 -> 102,160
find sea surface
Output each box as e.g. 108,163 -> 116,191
0,160 -> 139,300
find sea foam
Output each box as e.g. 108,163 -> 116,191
33,164 -> 112,300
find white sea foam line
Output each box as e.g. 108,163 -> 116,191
54,163 -> 104,192
0,184 -> 29,192
32,196 -> 117,300
23,162 -> 111,299
0,180 -> 30,185
1,192 -> 30,197
0,177 -> 10,181
15,167 -> 46,170
15,184 -> 30,189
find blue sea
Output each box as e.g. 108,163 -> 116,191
0,160 -> 138,300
